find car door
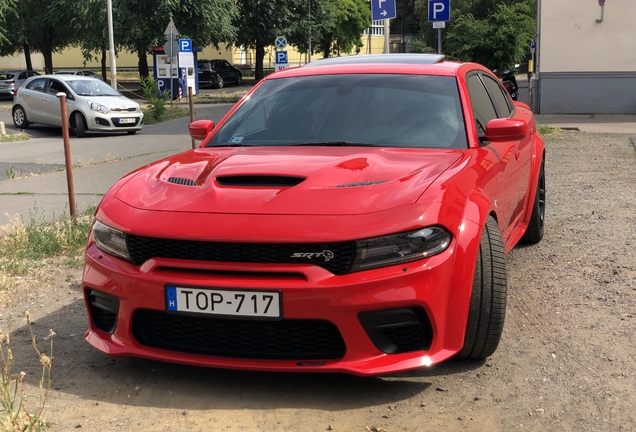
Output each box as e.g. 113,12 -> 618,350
215,60 -> 234,84
19,77 -> 48,123
38,79 -> 72,126
480,73 -> 532,227
466,72 -> 522,242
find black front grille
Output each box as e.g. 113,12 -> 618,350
132,309 -> 346,360
127,236 -> 355,275
216,175 -> 305,187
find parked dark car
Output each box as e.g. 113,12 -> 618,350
198,59 -> 242,89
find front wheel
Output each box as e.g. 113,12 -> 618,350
13,105 -> 30,128
457,216 -> 507,360
74,112 -> 86,138
521,161 -> 545,244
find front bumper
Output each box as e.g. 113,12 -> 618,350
82,228 -> 478,376
86,112 -> 144,132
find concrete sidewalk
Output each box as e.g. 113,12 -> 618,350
536,114 -> 636,135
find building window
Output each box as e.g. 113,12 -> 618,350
364,20 -> 384,36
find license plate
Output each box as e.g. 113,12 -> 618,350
165,286 -> 281,319
118,118 -> 136,124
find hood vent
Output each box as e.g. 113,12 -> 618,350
216,175 -> 305,187
332,180 -> 389,188
167,177 -> 197,186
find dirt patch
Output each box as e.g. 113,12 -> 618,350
2,131 -> 636,431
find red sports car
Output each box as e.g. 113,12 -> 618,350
83,54 -> 545,376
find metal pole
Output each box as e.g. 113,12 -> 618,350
56,93 -> 76,219
384,19 -> 390,53
188,86 -> 195,149
308,0 -> 311,63
437,28 -> 441,54
107,0 -> 117,90
170,23 -> 174,108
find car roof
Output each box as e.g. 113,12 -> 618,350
303,54 -> 446,67
268,54 -> 465,80
27,74 -> 100,82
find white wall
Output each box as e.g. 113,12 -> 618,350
540,0 -> 636,72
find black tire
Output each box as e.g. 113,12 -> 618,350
74,112 -> 86,138
12,105 -> 30,128
236,72 -> 242,86
457,216 -> 507,360
214,76 -> 224,89
521,161 -> 545,244
510,92 -> 518,100
127,130 -> 137,135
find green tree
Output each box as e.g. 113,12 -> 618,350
115,0 -> 237,78
233,0 -> 303,81
313,0 -> 370,58
0,0 -> 16,46
0,0 -> 80,73
444,2 -> 535,71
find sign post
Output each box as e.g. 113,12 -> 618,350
371,0 -> 396,54
428,0 -> 450,55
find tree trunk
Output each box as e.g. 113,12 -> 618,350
255,44 -> 265,81
43,36 -> 54,74
101,50 -> 107,81
23,44 -> 33,70
137,49 -> 150,78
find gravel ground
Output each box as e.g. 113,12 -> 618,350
1,130 -> 635,431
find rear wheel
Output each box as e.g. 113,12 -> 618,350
521,161 -> 545,244
236,72 -> 242,86
12,105 -> 30,128
214,76 -> 224,89
74,112 -> 86,138
457,216 -> 507,360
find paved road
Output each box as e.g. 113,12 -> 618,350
0,104 -> 233,227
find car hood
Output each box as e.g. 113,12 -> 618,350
81,96 -> 139,109
114,147 -> 463,215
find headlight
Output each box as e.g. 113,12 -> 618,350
350,227 -> 451,272
91,220 -> 130,261
88,101 -> 110,114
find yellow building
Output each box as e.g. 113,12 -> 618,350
0,21 -> 387,73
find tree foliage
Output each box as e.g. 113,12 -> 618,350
414,0 -> 536,71
312,0 -> 370,58
232,0 -> 303,80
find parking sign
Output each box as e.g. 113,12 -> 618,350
428,0 -> 450,22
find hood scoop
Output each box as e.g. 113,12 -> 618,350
167,177 -> 197,186
216,175 -> 305,187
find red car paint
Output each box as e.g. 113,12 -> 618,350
83,55 -> 544,376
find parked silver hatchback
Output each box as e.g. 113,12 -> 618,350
0,70 -> 40,98
12,75 -> 143,137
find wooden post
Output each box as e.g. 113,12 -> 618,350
56,92 -> 76,219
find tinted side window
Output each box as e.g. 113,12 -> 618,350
482,75 -> 512,118
467,74 -> 497,133
18,72 -> 27,80
26,78 -> 46,92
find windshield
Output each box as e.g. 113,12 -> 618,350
207,74 -> 467,149
67,79 -> 120,97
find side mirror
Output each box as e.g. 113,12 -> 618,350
484,118 -> 527,142
188,119 -> 215,141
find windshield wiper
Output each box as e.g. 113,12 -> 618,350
291,141 -> 371,147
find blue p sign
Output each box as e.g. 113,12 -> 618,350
179,38 -> 192,52
275,51 -> 288,64
428,0 -> 450,22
